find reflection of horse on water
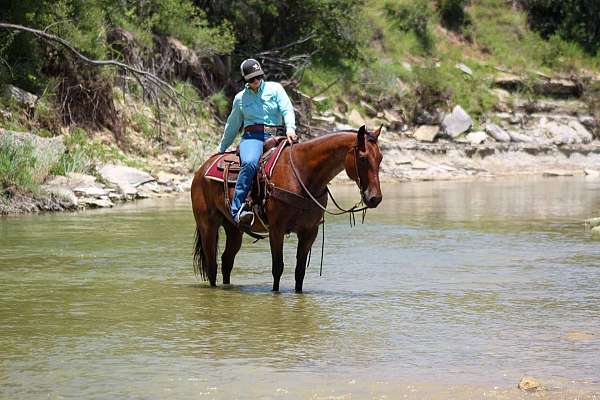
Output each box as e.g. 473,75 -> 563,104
191,125 -> 383,292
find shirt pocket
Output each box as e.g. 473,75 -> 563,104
261,93 -> 278,114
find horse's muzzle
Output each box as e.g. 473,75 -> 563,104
364,193 -> 382,208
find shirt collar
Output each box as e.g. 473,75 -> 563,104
245,79 -> 265,94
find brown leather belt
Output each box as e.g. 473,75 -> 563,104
244,124 -> 285,135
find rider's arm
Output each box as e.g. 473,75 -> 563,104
275,83 -> 296,133
218,95 -> 243,153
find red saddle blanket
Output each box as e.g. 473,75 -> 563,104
204,137 -> 287,184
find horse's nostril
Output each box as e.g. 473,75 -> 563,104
368,194 -> 382,207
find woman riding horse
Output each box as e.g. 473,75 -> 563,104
218,58 -> 297,225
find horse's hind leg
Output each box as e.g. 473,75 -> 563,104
199,220 -> 220,286
222,221 -> 243,285
295,226 -> 319,293
269,228 -> 285,292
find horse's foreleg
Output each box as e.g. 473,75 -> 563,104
269,229 -> 285,292
295,226 -> 319,293
222,221 -> 243,285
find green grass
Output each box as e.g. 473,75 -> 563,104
0,136 -> 40,192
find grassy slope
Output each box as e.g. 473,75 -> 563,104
301,0 -> 599,122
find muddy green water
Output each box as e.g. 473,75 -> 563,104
2,177 -> 600,399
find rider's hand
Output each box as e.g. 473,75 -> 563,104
286,129 -> 298,143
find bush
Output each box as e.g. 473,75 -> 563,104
384,0 -> 434,53
0,136 -> 39,192
522,0 -> 600,55
437,0 -> 471,32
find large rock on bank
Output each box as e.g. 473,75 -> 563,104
98,164 -> 155,194
442,105 -> 472,138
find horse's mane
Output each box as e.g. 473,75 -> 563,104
300,130 -> 357,146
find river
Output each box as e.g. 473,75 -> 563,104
1,177 -> 600,399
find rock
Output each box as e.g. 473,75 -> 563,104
564,331 -> 596,342
411,159 -> 431,170
494,74 -> 524,91
466,131 -> 487,145
73,186 -> 107,198
579,115 -> 596,129
586,217 -> 600,227
42,185 -> 78,206
413,125 -> 440,142
584,170 -> 600,177
332,111 -> 347,123
312,115 -> 336,124
492,88 -> 511,103
415,110 -> 439,125
359,100 -> 378,117
508,130 -> 533,143
568,121 -> 593,143
533,78 -> 579,97
3,85 -> 38,108
81,198 -> 114,208
455,63 -> 472,75
401,62 -> 412,71
518,377 -> 542,392
348,109 -> 366,128
383,109 -> 403,130
98,164 -> 155,194
441,105 -> 472,138
545,122 -> 581,145
543,170 -> 575,177
485,123 -> 511,142
156,171 -> 180,185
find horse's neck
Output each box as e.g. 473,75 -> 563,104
295,133 -> 355,192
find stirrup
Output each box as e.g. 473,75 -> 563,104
234,208 -> 254,226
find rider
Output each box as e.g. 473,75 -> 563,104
218,58 -> 297,225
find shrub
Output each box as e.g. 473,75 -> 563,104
0,136 -> 39,192
384,0 -> 434,53
437,0 -> 471,32
522,0 -> 600,55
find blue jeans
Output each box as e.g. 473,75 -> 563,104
231,132 -> 267,219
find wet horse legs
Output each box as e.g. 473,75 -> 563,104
222,221 -> 243,285
295,227 -> 319,293
269,229 -> 284,292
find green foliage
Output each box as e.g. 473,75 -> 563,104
437,0 -> 471,32
208,91 -> 230,119
522,0 -> 600,55
383,0 -> 434,53
0,137 -> 39,192
199,0 -> 366,67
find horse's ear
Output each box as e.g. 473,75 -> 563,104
357,125 -> 367,149
372,125 -> 383,141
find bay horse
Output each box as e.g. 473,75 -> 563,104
191,125 -> 383,292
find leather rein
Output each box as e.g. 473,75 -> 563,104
288,141 -> 369,218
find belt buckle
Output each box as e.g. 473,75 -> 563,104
264,126 -> 278,135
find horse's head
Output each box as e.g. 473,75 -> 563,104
344,125 -> 383,208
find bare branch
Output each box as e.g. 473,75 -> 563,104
0,22 -> 190,123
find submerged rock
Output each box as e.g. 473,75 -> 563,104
518,376 -> 542,392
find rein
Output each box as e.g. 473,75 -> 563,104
288,142 -> 369,220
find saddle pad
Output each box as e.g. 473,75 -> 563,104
204,139 -> 287,183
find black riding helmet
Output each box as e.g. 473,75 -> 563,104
240,58 -> 264,82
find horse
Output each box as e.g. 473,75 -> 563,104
190,125 -> 383,292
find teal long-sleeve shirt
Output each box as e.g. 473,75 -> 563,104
218,80 -> 296,153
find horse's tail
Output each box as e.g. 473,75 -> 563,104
193,227 -> 207,280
